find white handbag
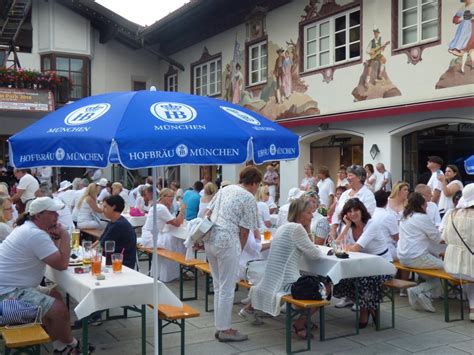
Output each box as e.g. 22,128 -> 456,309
245,259 -> 267,285
189,217 -> 214,243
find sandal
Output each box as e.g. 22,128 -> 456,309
291,324 -> 314,340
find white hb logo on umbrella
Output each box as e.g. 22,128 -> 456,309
220,106 -> 261,126
64,104 -> 111,126
151,102 -> 197,124
176,144 -> 189,158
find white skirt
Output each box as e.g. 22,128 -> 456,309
155,232 -> 186,283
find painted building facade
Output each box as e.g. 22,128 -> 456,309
144,0 -> 474,198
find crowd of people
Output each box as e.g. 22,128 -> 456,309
0,155 -> 472,348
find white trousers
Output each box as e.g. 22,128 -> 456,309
400,253 -> 443,299
205,242 -> 240,331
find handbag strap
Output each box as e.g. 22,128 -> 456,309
451,218 -> 474,255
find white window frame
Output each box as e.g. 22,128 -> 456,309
303,7 -> 361,72
398,0 -> 439,48
248,41 -> 267,86
193,58 -> 221,96
166,73 -> 178,92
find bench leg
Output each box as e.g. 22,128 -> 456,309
181,319 -> 185,355
285,303 -> 292,355
82,316 -> 89,355
319,306 -> 326,341
141,305 -> 146,355
179,266 -> 198,301
284,302 -> 313,354
158,317 -> 163,355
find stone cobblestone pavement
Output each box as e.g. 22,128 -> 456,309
43,260 -> 473,354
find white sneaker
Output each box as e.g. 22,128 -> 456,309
351,304 -> 360,312
335,297 -> 354,308
238,308 -> 264,326
407,288 -> 420,310
399,289 -> 407,297
417,293 -> 436,313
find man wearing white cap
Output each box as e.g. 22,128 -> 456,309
55,180 -> 75,210
97,178 -> 110,203
0,197 -> 91,353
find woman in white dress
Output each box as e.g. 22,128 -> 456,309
437,164 -> 463,218
364,164 -> 377,192
76,183 -> 107,230
300,163 -> 318,191
140,188 -> 187,282
197,182 -> 217,218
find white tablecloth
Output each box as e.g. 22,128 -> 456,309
299,246 -> 396,284
45,265 -> 182,319
123,213 -> 146,228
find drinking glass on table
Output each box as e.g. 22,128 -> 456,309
82,241 -> 92,265
71,229 -> 81,250
91,254 -> 102,276
112,253 -> 123,273
263,229 -> 271,241
104,240 -> 115,267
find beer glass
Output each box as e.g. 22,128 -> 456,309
104,240 -> 115,267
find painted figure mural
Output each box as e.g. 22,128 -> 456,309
352,27 -> 401,101
436,0 -> 474,88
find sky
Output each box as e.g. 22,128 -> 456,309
96,0 -> 190,26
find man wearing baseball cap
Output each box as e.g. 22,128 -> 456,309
0,197 -> 92,353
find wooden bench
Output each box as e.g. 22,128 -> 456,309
80,228 -> 103,240
0,324 -> 50,355
139,247 -> 206,301
393,261 -> 471,322
148,303 -> 200,355
281,295 -> 330,354
376,278 -> 417,330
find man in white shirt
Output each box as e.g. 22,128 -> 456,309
426,155 -> 444,204
316,166 -> 335,208
375,163 -> 392,192
0,197 -> 92,353
33,167 -> 53,187
55,180 -> 75,210
373,190 -> 399,260
11,169 -> 39,214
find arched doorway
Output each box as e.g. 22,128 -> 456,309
310,134 -> 363,177
402,123 -> 474,187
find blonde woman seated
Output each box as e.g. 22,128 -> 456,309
255,185 -> 272,229
244,198 -> 322,339
76,183 -> 107,230
140,188 -> 187,282
0,197 -> 13,241
197,182 -> 218,218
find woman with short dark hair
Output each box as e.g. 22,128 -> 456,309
333,198 -> 391,327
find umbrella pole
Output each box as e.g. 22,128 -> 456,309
152,167 -> 159,355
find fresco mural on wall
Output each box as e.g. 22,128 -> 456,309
224,38 -> 320,121
435,0 -> 474,89
352,27 -> 401,101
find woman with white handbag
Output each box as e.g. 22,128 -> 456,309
205,166 -> 261,343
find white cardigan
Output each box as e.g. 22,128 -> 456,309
443,208 -> 474,280
249,223 -> 322,316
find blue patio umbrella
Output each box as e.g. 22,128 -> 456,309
465,155 -> 474,175
8,89 -> 300,355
